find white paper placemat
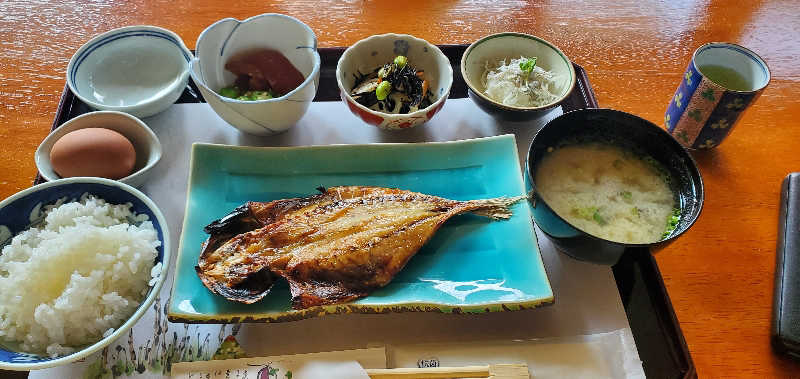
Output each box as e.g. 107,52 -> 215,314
30,99 -> 643,378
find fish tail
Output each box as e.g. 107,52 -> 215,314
465,195 -> 527,220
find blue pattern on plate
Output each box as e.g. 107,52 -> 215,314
168,135 -> 553,322
218,21 -> 242,57
393,39 -> 410,56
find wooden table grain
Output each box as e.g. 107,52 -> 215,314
1,0 -> 799,377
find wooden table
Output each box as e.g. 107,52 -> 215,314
1,0 -> 799,377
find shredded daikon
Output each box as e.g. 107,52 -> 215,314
481,56 -> 560,107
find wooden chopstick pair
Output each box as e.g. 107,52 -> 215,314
365,364 -> 529,378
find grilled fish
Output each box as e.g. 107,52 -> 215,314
196,186 -> 523,309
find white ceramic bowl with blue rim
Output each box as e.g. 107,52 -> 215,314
34,111 -> 162,188
66,25 -> 193,118
190,13 -> 321,135
0,177 -> 170,370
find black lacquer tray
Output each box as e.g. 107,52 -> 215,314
38,45 -> 695,379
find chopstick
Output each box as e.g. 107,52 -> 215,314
364,364 -> 529,378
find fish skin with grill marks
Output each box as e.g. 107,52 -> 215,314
196,186 -> 523,309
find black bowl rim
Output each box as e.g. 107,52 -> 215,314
526,107 -> 705,248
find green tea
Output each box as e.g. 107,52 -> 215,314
697,64 -> 752,91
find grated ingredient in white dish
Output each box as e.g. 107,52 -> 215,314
481,56 -> 561,107
0,195 -> 161,357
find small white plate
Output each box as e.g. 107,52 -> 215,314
191,14 -> 321,135
66,26 -> 193,118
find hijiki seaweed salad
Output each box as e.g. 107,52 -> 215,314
350,55 -> 433,114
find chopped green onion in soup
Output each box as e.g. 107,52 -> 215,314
536,143 -> 676,244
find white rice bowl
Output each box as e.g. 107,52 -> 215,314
0,195 -> 161,357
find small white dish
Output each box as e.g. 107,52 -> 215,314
191,13 -> 321,135
35,111 -> 162,188
66,25 -> 193,118
336,33 -> 453,130
461,32 -> 576,121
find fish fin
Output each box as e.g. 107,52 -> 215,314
195,266 -> 276,304
286,279 -> 368,309
465,195 -> 527,220
204,203 -> 260,235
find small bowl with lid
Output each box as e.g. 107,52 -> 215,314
66,25 -> 193,118
461,32 -> 576,122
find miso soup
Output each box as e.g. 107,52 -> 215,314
535,143 -> 677,244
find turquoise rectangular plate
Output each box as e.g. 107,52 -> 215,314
168,134 -> 553,323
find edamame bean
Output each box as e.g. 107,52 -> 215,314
394,55 -> 407,69
376,81 -> 392,100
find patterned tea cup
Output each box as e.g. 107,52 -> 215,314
665,42 -> 769,149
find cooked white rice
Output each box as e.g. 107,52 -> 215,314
0,194 -> 161,357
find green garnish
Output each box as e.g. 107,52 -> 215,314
519,57 -> 537,75
231,90 -> 275,101
220,87 -> 276,101
592,209 -> 607,225
572,206 -> 607,225
376,80 -> 392,100
245,91 -> 273,100
219,86 -> 241,99
572,206 -> 597,220
394,55 -> 408,69
661,208 -> 681,239
620,191 -> 633,202
631,207 -> 640,217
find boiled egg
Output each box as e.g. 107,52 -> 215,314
50,128 -> 137,180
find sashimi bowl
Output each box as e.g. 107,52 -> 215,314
191,13 -> 321,135
0,177 -> 169,370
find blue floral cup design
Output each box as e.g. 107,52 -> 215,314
665,42 -> 769,149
